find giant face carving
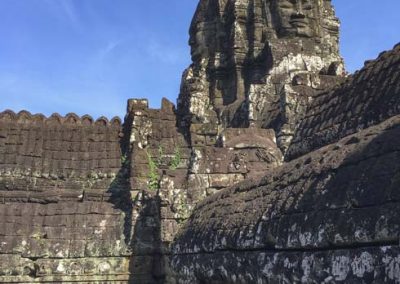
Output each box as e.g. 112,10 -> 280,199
189,22 -> 212,62
271,0 -> 318,38
189,26 -> 205,61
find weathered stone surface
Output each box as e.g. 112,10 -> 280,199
171,114 -> 400,283
171,247 -> 400,284
178,0 -> 345,152
0,111 -> 133,283
1,1 -> 399,283
0,111 -> 122,187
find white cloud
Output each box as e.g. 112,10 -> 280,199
44,0 -> 82,30
60,1 -> 80,27
97,39 -> 124,61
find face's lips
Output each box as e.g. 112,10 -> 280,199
290,18 -> 309,28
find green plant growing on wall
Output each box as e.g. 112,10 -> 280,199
145,146 -> 181,191
146,150 -> 160,190
169,147 -> 182,170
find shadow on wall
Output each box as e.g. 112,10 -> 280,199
267,122 -> 400,282
282,123 -> 400,279
169,119 -> 400,283
106,119 -> 164,284
128,192 -> 164,284
285,123 -> 400,243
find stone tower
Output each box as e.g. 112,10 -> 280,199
178,0 -> 344,152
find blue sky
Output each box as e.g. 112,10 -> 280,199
0,0 -> 399,119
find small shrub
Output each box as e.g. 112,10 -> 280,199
145,145 -> 181,190
169,147 -> 182,170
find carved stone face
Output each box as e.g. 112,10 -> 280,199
272,0 -> 318,38
189,23 -> 209,62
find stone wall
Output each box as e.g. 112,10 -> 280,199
125,98 -> 190,283
0,111 -> 132,283
170,112 -> 400,284
124,98 -> 283,282
0,99 -> 283,283
0,110 -> 122,186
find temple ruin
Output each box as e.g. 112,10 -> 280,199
0,0 -> 399,283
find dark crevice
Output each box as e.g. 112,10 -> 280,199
262,197 -> 400,222
19,255 -> 132,260
176,239 -> 400,256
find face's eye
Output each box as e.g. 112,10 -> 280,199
302,0 -> 313,10
279,0 -> 294,9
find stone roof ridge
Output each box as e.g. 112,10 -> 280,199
285,41 -> 400,160
356,41 -> 400,73
312,41 -> 400,103
0,109 -> 122,128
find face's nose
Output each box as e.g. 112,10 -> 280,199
295,0 -> 303,15
290,1 -> 306,20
